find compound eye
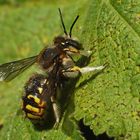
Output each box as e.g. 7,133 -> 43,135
66,39 -> 82,50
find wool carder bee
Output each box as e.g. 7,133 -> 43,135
0,9 -> 105,127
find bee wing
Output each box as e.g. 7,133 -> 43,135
0,55 -> 38,82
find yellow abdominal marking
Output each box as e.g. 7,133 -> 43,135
27,95 -> 40,104
26,104 -> 39,113
27,95 -> 46,107
38,87 -> 43,94
27,113 -> 41,119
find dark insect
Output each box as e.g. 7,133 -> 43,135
0,8 -> 105,127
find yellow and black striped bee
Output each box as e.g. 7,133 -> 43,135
0,9 -> 105,127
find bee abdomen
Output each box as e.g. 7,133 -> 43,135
22,94 -> 47,120
22,74 -> 50,122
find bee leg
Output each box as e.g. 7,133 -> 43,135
79,50 -> 92,57
51,96 -> 61,129
79,65 -> 106,74
62,64 -> 106,78
62,67 -> 80,78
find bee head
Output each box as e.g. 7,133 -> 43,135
54,9 -> 82,53
54,36 -> 82,54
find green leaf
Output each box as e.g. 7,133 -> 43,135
74,0 -> 140,140
0,0 -> 140,140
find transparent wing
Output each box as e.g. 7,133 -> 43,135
0,55 -> 38,82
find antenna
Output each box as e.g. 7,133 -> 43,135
69,15 -> 79,38
58,8 -> 68,36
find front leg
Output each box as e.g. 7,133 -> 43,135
62,65 -> 106,78
61,54 -> 106,78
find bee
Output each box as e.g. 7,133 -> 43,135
0,8 -> 105,127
